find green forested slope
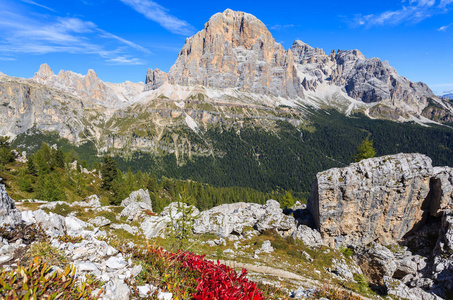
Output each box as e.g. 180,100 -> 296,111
12,110 -> 453,198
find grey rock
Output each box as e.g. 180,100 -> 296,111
64,216 -> 87,236
144,68 -> 168,91
102,278 -> 130,300
384,276 -> 441,300
260,240 -> 274,253
0,255 -> 13,264
308,153 -> 434,247
76,261 -> 99,273
120,189 -> 153,222
33,210 -> 65,236
0,183 -> 22,226
105,256 -> 128,269
141,202 -> 199,239
110,223 -> 138,235
141,215 -> 171,239
74,195 -> 101,208
88,216 -> 111,227
291,225 -> 323,247
354,243 -> 398,286
430,167 -> 453,217
120,202 -> 146,222
121,189 -> 152,210
193,200 -> 297,239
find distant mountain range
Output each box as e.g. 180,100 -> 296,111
1,9 -> 453,194
442,90 -> 453,99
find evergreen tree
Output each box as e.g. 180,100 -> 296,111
101,155 -> 118,191
35,173 -> 65,202
0,136 -> 14,166
354,138 -> 376,162
27,157 -> 37,175
53,148 -> 65,169
281,191 -> 295,209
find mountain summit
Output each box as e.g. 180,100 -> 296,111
145,9 -> 451,121
148,9 -> 303,98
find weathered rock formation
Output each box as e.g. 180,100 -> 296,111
33,64 -> 144,105
144,68 -> 168,92
290,40 -> 437,114
0,182 -> 22,226
308,153 -> 453,248
164,9 -> 303,98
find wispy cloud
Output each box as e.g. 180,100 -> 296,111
107,56 -> 144,65
19,0 -> 56,12
354,0 -> 453,27
270,24 -> 295,31
0,8 -> 149,65
0,57 -> 16,61
438,22 -> 453,30
119,0 -> 194,35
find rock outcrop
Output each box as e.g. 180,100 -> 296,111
33,64 -> 144,106
308,153 -> 436,248
0,182 -> 22,226
120,189 -> 153,222
166,9 -> 303,99
144,68 -> 168,91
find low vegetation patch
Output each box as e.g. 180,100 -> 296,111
0,257 -> 102,299
131,243 -> 264,299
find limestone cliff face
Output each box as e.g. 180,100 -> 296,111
308,153 -> 440,248
165,9 -> 303,98
144,68 -> 168,92
0,75 -> 104,143
33,64 -> 144,106
291,40 -> 435,113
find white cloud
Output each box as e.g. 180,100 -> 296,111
270,24 -> 295,31
438,22 -> 453,30
0,57 -> 15,61
119,0 -> 194,35
107,56 -> 145,65
19,0 -> 56,12
0,10 -> 149,65
355,0 -> 453,27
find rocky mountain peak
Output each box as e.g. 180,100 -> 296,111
34,63 -> 54,81
86,69 -> 99,80
30,64 -> 143,106
165,9 -> 303,98
204,9 -> 273,50
291,40 -> 326,64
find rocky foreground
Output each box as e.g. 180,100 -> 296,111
1,153 -> 453,299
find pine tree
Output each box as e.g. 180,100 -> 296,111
101,155 -> 118,191
281,191 -> 295,209
355,138 -> 376,162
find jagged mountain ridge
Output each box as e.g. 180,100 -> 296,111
33,63 -> 144,107
1,8 -> 453,159
145,9 -> 452,121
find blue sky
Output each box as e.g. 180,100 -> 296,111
0,0 -> 452,94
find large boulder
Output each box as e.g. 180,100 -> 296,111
121,189 -> 152,210
120,189 -> 152,222
0,183 -> 22,226
141,202 -> 199,239
430,167 -> 453,217
308,153 -> 436,247
193,200 -> 298,238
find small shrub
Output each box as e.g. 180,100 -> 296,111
353,273 -> 370,294
29,240 -> 68,267
0,257 -> 102,299
340,246 -> 354,258
313,284 -> 362,300
58,234 -> 83,244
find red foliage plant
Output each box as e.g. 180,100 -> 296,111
172,251 -> 264,300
